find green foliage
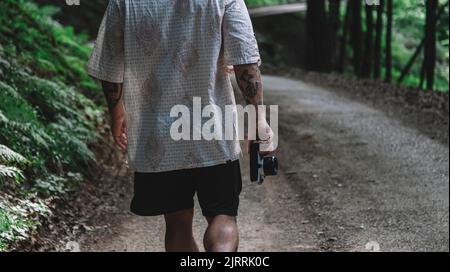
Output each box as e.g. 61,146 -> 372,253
390,0 -> 449,91
0,0 -> 100,97
34,172 -> 82,196
0,0 -> 102,251
248,0 -> 448,91
0,144 -> 28,185
0,165 -> 24,184
0,145 -> 28,165
0,195 -> 51,248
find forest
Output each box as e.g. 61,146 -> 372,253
304,0 -> 449,91
0,0 -> 448,251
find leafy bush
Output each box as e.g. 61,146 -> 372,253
0,0 -> 102,250
0,0 -> 100,97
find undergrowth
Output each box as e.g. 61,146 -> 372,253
0,0 -> 102,251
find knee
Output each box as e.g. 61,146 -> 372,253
205,217 -> 239,252
216,223 -> 238,239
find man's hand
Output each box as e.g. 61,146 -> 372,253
102,81 -> 127,151
111,104 -> 128,151
246,118 -> 275,156
257,117 -> 275,154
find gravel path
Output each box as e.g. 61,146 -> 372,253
42,75 -> 448,252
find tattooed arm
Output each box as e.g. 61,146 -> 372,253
102,81 -> 127,150
234,64 -> 263,107
102,81 -> 123,112
234,64 -> 274,152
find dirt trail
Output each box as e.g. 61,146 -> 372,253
66,75 -> 449,252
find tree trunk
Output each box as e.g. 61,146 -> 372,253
329,0 -> 341,70
306,0 -> 330,72
419,55 -> 427,89
400,39 -> 426,85
361,4 -> 374,78
338,1 -> 352,72
373,0 -> 384,79
385,0 -> 393,83
423,0 -> 438,90
350,0 -> 363,76
398,0 -> 448,84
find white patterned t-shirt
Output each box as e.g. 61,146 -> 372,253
87,0 -> 261,173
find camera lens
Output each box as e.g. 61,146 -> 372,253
263,156 -> 278,176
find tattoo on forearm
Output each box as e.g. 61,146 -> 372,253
235,64 -> 263,106
239,70 -> 259,98
102,81 -> 123,111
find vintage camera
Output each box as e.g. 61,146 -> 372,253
250,142 -> 278,184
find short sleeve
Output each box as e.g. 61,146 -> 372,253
222,0 -> 261,66
87,0 -> 125,83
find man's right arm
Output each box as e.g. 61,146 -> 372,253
101,81 -> 127,150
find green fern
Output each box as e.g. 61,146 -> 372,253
0,0 -> 104,250
0,145 -> 27,165
0,111 -> 8,123
0,165 -> 24,183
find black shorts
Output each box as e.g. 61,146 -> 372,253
130,160 -> 242,217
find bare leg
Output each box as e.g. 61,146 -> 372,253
164,209 -> 199,252
203,215 -> 239,252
